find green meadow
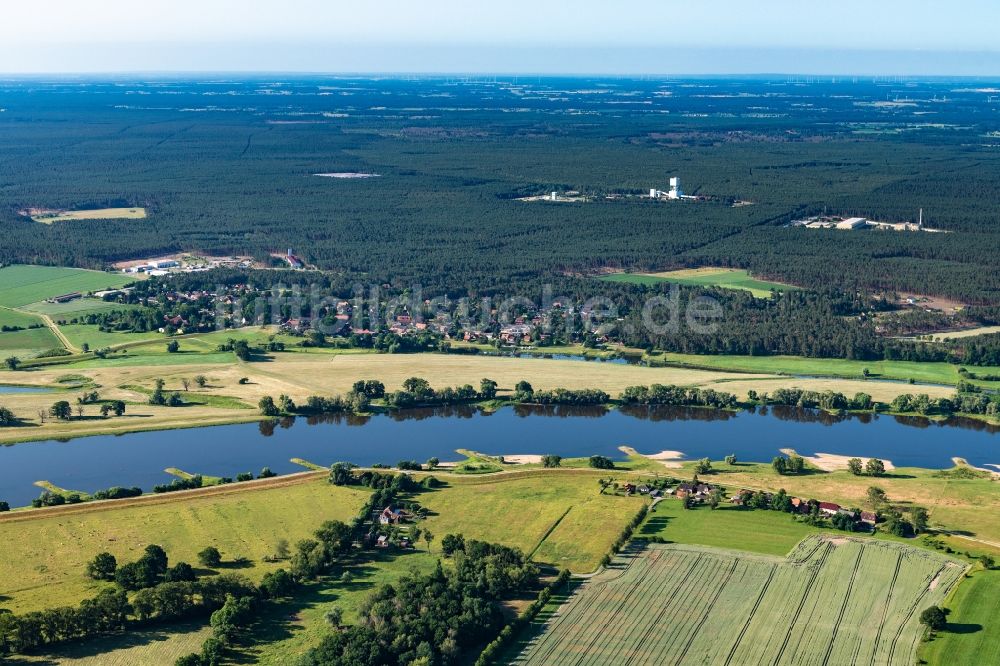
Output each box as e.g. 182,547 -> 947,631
600,267 -> 795,298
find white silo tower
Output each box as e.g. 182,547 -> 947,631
668,177 -> 682,200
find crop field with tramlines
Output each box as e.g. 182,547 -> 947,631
515,536 -> 964,666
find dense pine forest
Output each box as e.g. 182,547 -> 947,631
0,76 -> 997,305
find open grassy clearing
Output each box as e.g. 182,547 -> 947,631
516,537 -> 964,665
659,351 -> 1000,388
56,324 -> 167,350
0,325 -> 62,358
0,477 -> 370,614
0,470 -> 634,615
22,298 -> 137,319
639,500 -> 829,556
919,569 -> 1000,665
0,265 -> 136,309
0,306 -> 45,330
418,472 -> 643,573
9,620 -> 211,666
600,267 -> 796,297
28,207 -> 147,224
690,460 -> 1000,554
247,550 -> 439,665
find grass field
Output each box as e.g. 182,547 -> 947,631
0,478 -> 370,614
658,351 -> 1000,388
600,267 -> 795,297
0,307 -> 45,330
919,569 -> 1000,666
56,324 -> 167,350
0,265 -> 136,309
418,472 -> 643,572
0,325 -> 62,358
248,550 -> 439,665
639,501 -> 828,556
22,298 -> 137,320
516,537 -> 964,665
0,470 -> 634,614
29,207 -> 147,224
10,620 -> 211,665
704,461 -> 1000,552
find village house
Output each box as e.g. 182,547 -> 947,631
860,511 -> 878,526
818,502 -> 841,517
675,482 -> 714,501
378,506 -> 409,525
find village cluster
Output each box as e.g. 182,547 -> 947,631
619,480 -> 879,530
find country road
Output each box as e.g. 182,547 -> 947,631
9,306 -> 80,354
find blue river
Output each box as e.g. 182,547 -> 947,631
0,404 -> 997,507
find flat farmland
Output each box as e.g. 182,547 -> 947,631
0,325 -> 62,357
601,268 -> 795,298
516,536 -> 964,666
0,265 -> 135,308
28,207 -> 147,224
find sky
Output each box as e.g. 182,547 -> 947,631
2,0 -> 1000,75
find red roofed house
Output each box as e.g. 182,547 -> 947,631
818,502 -> 841,516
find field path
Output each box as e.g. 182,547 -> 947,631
11,307 -> 79,353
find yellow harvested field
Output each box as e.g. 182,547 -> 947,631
931,326 -> 1000,340
711,375 -> 954,403
29,207 -> 147,224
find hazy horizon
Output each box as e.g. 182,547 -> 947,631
3,1 -> 1000,76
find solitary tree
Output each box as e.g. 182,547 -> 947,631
847,458 -> 864,475
50,400 -> 72,420
479,378 -> 498,400
198,546 -> 222,568
426,457 -> 439,469
194,375 -> 208,389
258,396 -> 280,416
865,458 -> 886,477
542,454 -> 562,468
724,454 -> 737,466
0,405 -> 16,426
866,486 -> 888,508
694,458 -> 713,474
589,455 -> 614,470
423,529 -> 434,552
166,340 -> 180,353
911,507 -> 929,534
771,456 -> 787,475
325,607 -> 343,629
919,606 -> 947,631
4,356 -> 20,371
181,378 -> 190,391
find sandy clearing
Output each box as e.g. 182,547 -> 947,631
619,445 -> 685,468
780,448 -> 895,471
503,454 -> 543,464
